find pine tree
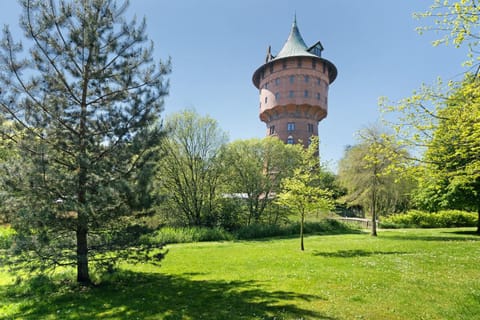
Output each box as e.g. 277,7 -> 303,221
0,0 -> 170,284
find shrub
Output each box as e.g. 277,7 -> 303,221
149,227 -> 233,245
0,225 -> 14,249
145,220 -> 359,244
235,219 -> 358,240
380,210 -> 477,229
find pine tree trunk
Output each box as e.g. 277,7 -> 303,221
76,156 -> 91,284
76,219 -> 90,284
77,86 -> 91,284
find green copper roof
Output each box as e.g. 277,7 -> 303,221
275,16 -> 316,59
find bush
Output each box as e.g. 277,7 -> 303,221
149,227 -> 233,245
146,220 -> 359,244
234,219 -> 358,240
0,225 -> 14,249
380,210 -> 477,229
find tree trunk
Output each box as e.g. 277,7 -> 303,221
371,190 -> 377,237
76,219 -> 91,284
77,76 -> 91,285
300,213 -> 305,251
476,206 -> 480,235
76,152 -> 91,285
76,159 -> 90,284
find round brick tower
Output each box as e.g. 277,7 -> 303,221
252,17 -> 337,147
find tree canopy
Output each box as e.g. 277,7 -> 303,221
338,126 -> 412,236
221,137 -> 302,225
155,109 -> 228,227
381,0 -> 480,233
276,137 -> 334,250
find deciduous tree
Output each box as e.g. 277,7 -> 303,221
155,109 -> 227,227
381,1 -> 480,234
414,76 -> 480,233
276,137 -> 334,250
222,137 -> 302,225
337,126 -> 411,236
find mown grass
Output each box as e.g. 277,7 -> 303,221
1,228 -> 479,319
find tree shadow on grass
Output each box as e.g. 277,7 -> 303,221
380,229 -> 480,242
312,249 -> 408,258
1,270 -> 336,320
445,229 -> 480,236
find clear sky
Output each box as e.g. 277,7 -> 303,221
0,0 -> 469,172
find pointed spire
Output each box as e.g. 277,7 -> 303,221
275,15 -> 315,59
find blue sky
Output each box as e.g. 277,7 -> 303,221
0,1 -> 469,171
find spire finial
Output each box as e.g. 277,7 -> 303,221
293,12 -> 297,26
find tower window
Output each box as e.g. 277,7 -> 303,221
308,123 -> 314,133
264,96 -> 268,104
317,78 -> 321,86
304,75 -> 309,83
287,122 -> 295,131
269,126 -> 275,135
317,93 -> 321,100
312,59 -> 316,69
289,90 -> 294,98
289,75 -> 295,84
264,82 -> 268,89
304,90 -> 309,98
287,135 -> 294,144
275,78 -> 280,85
275,92 -> 280,100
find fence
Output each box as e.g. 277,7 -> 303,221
336,217 -> 377,229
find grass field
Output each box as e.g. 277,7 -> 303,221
1,228 -> 479,319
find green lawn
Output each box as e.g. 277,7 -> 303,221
1,228 -> 479,319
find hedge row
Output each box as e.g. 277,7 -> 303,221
380,210 -> 477,229
148,219 -> 358,245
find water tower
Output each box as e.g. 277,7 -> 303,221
252,17 -> 337,147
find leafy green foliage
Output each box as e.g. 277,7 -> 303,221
380,210 -> 478,228
154,109 -> 228,227
234,220 -> 357,240
416,76 -> 480,212
0,225 -> 14,250
276,137 -> 334,250
221,137 -> 302,224
148,226 -> 233,244
338,126 -> 413,236
382,2 -> 480,234
0,0 -> 170,283
415,0 -> 480,66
